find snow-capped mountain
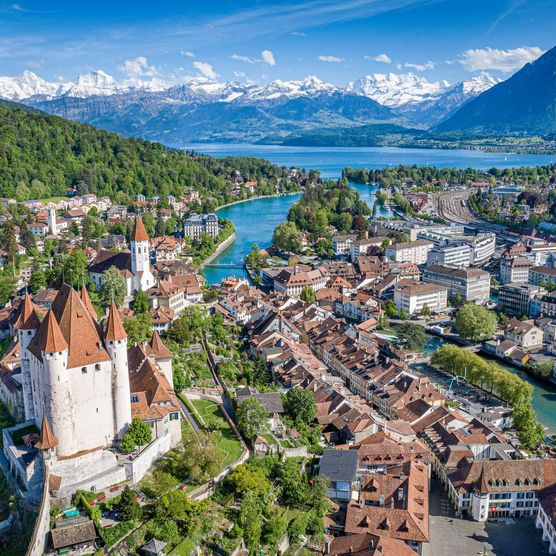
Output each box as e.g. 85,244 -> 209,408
0,68 -> 502,144
347,73 -> 451,107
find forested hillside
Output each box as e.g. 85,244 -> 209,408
0,102 -> 304,204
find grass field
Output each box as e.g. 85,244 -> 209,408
189,399 -> 243,467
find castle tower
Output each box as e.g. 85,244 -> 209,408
105,302 -> 132,438
30,310 -> 73,455
15,294 -> 41,421
471,464 -> 490,521
130,214 -> 154,292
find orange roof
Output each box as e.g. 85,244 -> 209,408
131,214 -> 149,242
105,302 -> 127,341
48,284 -> 110,368
29,310 -> 68,358
15,293 -> 41,330
147,331 -> 172,358
36,415 -> 58,450
80,285 -> 97,320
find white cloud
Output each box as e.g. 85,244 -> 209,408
231,54 -> 256,64
193,61 -> 218,79
458,46 -> 543,72
404,60 -> 435,71
291,31 -> 306,37
318,55 -> 344,63
261,49 -> 276,66
233,70 -> 247,78
396,63 -> 402,70
119,56 -> 158,78
181,50 -> 195,58
365,53 -> 391,64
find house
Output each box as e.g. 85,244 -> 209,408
236,387 -> 284,432
422,265 -> 490,303
319,448 -> 359,501
504,318 -> 543,350
273,267 -> 327,297
500,256 -> 534,285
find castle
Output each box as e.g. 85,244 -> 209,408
7,283 -> 180,498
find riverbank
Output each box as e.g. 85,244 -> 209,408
215,190 -> 302,212
198,232 -> 237,269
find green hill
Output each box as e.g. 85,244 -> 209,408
0,101 -> 293,203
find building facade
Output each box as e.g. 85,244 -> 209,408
422,265 -> 490,303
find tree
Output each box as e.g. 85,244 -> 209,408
167,305 -> 209,345
174,430 -> 223,483
272,221 -> 303,253
123,313 -> 153,345
455,304 -> 497,341
229,464 -> 271,497
399,308 -> 408,320
98,265 -> 127,307
421,304 -> 431,318
121,417 -> 152,453
28,270 -> 47,294
131,290 -> 149,314
0,276 -> 16,306
300,285 -> 316,302
283,388 -> 316,426
236,398 -> 270,441
279,459 -> 310,508
246,243 -> 265,270
118,486 -> 142,521
398,322 -> 426,351
382,299 -> 398,317
63,249 -> 88,287
531,361 -> 553,379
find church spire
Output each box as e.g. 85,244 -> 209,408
104,302 -> 127,342
131,214 -> 149,242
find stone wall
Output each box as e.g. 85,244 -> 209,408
123,434 -> 172,483
25,464 -> 50,556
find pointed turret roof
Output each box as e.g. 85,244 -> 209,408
48,283 -> 110,368
80,285 -> 97,320
29,310 -> 68,360
15,293 -> 41,330
475,464 -> 489,493
104,302 -> 127,342
147,331 -> 172,358
131,214 -> 149,242
36,414 -> 58,450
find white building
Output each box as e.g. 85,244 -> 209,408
332,234 -> 357,257
394,279 -> 448,315
422,265 -> 490,303
349,237 -> 385,262
427,244 -> 472,268
500,256 -> 534,285
273,267 -> 327,297
385,240 -> 434,265
183,213 -> 220,239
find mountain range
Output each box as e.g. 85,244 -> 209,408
0,69 -> 499,145
1,43 -> 554,145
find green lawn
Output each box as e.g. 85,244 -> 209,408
189,399 -> 243,467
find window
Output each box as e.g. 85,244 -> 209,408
81,367 -> 87,374
95,364 -> 101,371
170,412 -> 179,421
131,394 -> 139,403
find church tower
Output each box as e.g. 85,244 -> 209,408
130,214 -> 154,292
15,294 -> 40,421
104,302 -> 132,438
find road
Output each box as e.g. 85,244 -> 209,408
178,396 -> 201,432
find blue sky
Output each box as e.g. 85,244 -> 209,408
0,0 -> 554,85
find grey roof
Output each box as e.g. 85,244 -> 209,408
237,391 -> 284,414
142,538 -> 168,555
319,449 -> 359,482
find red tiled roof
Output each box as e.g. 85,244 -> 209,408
131,214 -> 149,242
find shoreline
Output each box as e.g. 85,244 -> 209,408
198,232 -> 237,269
215,190 -> 302,212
